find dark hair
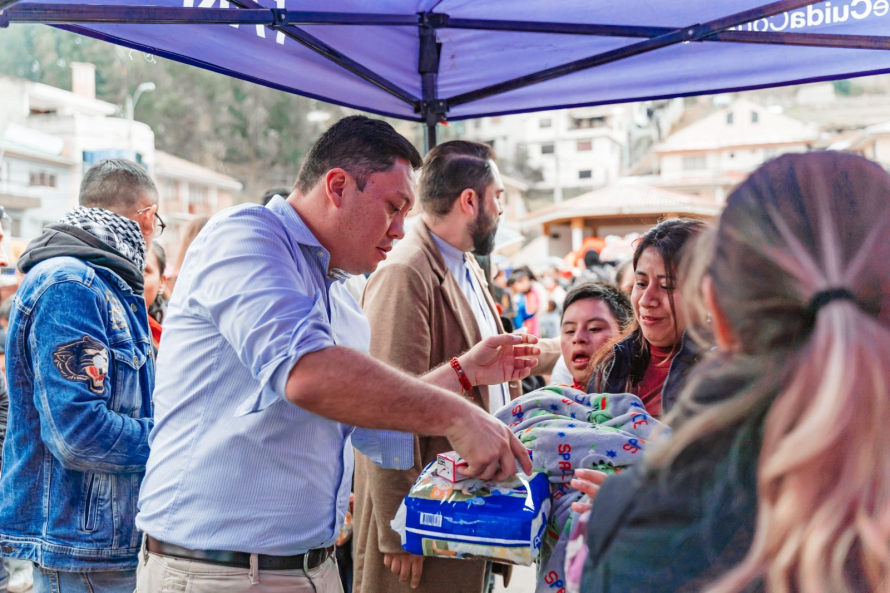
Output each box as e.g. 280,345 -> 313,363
590,218 -> 706,390
420,140 -> 496,217
516,265 -> 538,282
294,115 -> 422,193
261,188 -> 291,206
633,218 -> 706,288
583,249 -> 601,269
507,269 -> 529,287
615,258 -> 633,287
147,242 -> 167,324
80,159 -> 158,210
562,282 -> 633,328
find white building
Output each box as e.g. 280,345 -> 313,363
0,65 -> 242,252
154,149 -> 242,265
652,99 -> 819,203
461,100 -> 684,205
0,123 -> 77,241
832,120 -> 890,169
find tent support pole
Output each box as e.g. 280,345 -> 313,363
423,120 -> 437,153
418,14 -> 443,153
445,0 -> 828,108
225,0 -> 419,106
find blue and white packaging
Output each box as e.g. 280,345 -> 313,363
391,462 -> 551,566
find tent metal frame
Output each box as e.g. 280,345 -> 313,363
2,0 -> 890,149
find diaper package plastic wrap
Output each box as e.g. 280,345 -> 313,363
391,461 -> 551,566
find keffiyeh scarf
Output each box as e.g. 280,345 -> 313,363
60,206 -> 146,271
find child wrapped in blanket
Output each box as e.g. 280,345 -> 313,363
494,386 -> 667,593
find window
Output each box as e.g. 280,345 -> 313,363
473,119 -> 482,129
576,140 -> 592,152
682,155 -> 707,170
0,161 -> 8,182
578,170 -> 592,179
570,116 -> 606,130
490,117 -> 502,125
751,111 -> 759,124
539,118 -> 552,129
726,112 -> 734,125
189,185 -> 208,205
541,143 -> 555,155
162,180 -> 178,201
29,171 -> 57,188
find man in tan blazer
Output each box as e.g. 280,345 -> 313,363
354,141 -> 558,593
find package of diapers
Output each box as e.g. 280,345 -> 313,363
391,461 -> 551,566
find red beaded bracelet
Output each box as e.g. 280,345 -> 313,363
450,357 -> 473,394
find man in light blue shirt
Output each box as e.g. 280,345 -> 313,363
135,117 -> 536,593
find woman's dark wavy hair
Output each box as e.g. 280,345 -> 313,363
589,218 -> 706,391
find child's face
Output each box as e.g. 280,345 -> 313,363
560,298 -> 620,384
513,277 -> 530,294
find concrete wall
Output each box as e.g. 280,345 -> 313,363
1,153 -> 74,241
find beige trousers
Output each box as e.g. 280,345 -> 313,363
136,541 -> 343,593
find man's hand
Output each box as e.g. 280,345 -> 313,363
384,553 -> 424,589
570,468 -> 608,513
447,408 -> 532,481
460,333 -> 540,387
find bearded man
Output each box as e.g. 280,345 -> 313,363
354,141 -> 558,593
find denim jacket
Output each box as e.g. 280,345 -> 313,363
0,254 -> 154,571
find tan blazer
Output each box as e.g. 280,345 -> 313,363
353,220 -> 558,593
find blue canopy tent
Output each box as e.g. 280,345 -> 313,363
1,0 -> 889,149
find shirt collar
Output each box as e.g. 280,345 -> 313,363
266,195 -> 350,281
428,230 -> 466,281
266,195 -> 321,249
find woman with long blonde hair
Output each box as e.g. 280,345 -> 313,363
580,152 -> 890,591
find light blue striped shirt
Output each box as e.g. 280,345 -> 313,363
136,196 -> 413,555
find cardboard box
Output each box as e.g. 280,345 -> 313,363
436,451 -> 470,483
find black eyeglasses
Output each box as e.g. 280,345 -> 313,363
136,206 -> 166,236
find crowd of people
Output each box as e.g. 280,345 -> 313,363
0,115 -> 887,593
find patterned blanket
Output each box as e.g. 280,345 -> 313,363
494,386 -> 668,593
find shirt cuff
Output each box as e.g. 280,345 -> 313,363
352,428 -> 414,470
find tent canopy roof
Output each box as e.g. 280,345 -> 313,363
2,0 -> 889,128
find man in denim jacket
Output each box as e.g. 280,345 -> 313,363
0,159 -> 161,593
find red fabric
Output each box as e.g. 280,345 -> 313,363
572,379 -> 584,391
633,345 -> 673,418
523,289 -> 540,336
148,316 -> 162,350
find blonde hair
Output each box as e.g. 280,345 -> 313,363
652,152 -> 890,592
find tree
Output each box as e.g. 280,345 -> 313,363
0,25 -> 360,200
